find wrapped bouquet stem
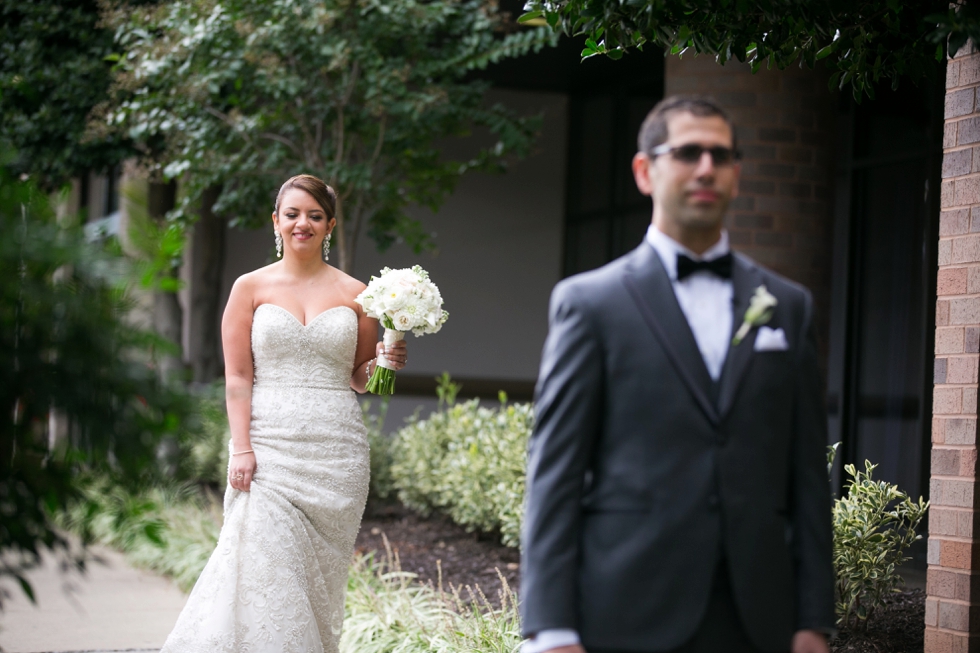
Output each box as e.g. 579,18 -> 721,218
367,326 -> 405,395
356,265 -> 448,395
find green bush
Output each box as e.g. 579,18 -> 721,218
828,444 -> 928,630
389,379 -> 532,548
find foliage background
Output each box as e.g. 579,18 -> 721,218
521,0 -> 980,100
0,156 -> 191,604
0,0 -> 138,189
99,0 -> 557,272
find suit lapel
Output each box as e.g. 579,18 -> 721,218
623,244 -> 720,427
717,254 -> 763,419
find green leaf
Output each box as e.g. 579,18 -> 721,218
517,10 -> 543,24
815,44 -> 834,60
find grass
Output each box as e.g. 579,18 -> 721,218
342,539 -> 522,653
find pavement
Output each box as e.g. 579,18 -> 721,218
0,546 -> 187,653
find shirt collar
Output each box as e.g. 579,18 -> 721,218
645,225 -> 730,281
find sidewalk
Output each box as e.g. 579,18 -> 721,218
0,546 -> 187,653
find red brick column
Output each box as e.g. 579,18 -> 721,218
927,43 -> 980,653
665,54 -> 837,348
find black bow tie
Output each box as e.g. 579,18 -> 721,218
676,252 -> 733,280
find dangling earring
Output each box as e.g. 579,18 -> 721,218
323,232 -> 331,261
275,230 -> 283,258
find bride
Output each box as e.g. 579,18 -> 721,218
161,174 -> 407,653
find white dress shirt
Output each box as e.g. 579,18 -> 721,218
645,225 -> 733,381
521,226 -> 734,653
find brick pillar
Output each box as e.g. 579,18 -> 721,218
665,55 -> 836,351
927,42 -> 980,653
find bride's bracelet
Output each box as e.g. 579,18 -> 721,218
365,358 -> 376,379
232,449 -> 254,456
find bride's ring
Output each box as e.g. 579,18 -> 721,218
233,473 -> 245,480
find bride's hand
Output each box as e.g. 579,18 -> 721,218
378,339 -> 407,371
229,451 -> 256,492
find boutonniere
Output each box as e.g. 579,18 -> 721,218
732,285 -> 778,346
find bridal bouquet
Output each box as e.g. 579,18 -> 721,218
355,265 -> 449,395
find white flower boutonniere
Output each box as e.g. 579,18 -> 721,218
732,285 -> 778,346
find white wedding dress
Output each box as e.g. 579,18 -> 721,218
161,304 -> 370,653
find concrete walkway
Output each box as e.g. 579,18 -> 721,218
0,546 -> 187,653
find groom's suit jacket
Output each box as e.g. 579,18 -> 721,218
520,242 -> 834,652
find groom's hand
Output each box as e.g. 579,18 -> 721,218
792,629 -> 830,653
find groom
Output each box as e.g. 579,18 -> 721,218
520,96 -> 834,653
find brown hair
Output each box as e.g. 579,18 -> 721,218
274,174 -> 337,220
637,95 -> 737,155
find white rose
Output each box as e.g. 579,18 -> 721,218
392,310 -> 414,331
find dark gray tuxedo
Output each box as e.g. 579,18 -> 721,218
520,242 -> 834,652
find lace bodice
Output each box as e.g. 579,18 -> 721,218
251,304 -> 358,390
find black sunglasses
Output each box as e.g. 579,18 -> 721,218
650,143 -> 742,166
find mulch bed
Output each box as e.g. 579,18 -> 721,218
355,501 -> 520,604
356,501 -> 925,652
831,589 -> 925,653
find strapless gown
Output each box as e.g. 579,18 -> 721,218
161,304 -> 370,653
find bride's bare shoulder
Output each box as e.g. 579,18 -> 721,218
228,263 -> 281,302
332,268 -> 368,297
235,262 -> 281,287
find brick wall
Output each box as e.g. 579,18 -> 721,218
665,55 -> 837,349
927,42 -> 980,653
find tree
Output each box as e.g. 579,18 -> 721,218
0,0 -> 131,190
100,0 -> 557,273
520,0 -> 980,100
0,150 -> 191,605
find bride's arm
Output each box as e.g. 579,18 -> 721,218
222,276 -> 256,491
351,308 -> 382,394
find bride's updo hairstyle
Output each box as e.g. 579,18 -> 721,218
274,174 -> 337,220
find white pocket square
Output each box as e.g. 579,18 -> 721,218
753,326 -> 789,351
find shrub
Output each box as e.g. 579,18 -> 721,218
389,378 -> 532,548
829,444 -> 928,630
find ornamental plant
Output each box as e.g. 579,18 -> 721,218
389,379 -> 531,547
828,444 -> 928,630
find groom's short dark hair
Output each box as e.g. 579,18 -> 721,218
638,95 -> 737,154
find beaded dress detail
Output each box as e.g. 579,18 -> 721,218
161,304 -> 369,653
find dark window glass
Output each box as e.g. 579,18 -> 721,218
564,88 -> 662,276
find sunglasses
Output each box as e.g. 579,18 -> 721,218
650,143 -> 742,166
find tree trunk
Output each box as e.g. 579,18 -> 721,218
188,185 -> 226,383
147,180 -> 184,383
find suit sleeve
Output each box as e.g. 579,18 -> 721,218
791,290 -> 836,632
520,281 -> 604,637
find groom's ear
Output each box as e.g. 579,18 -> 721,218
632,152 -> 654,197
